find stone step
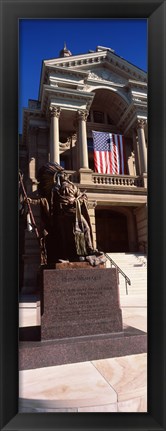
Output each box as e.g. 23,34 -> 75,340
105,252 -> 147,299
107,253 -> 147,264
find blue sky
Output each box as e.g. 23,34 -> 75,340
19,19 -> 147,133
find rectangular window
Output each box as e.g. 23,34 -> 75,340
93,111 -> 104,123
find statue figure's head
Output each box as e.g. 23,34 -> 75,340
37,162 -> 65,197
54,171 -> 67,187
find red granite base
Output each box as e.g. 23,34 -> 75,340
41,267 -> 122,340
19,329 -> 147,370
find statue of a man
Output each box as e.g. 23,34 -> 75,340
42,169 -> 96,263
25,163 -> 104,266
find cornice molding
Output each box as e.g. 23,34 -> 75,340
44,50 -> 146,79
41,85 -> 95,115
49,77 -> 85,91
106,51 -> 146,80
117,100 -> 147,134
43,84 -> 95,100
128,79 -> 147,88
44,50 -> 107,68
47,65 -> 89,78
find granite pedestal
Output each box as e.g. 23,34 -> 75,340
19,264 -> 146,370
41,266 -> 122,340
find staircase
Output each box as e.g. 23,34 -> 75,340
106,252 -> 147,308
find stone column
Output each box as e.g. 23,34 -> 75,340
77,109 -> 89,169
49,107 -> 61,164
87,200 -> 97,249
71,133 -> 77,171
27,126 -> 38,193
132,128 -> 141,175
136,119 -> 147,174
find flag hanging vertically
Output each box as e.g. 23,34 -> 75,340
92,131 -> 127,175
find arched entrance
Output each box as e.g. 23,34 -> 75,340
96,208 -> 129,252
88,87 -> 129,126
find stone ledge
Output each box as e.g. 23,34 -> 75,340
19,330 -> 147,370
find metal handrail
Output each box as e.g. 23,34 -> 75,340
104,252 -> 131,295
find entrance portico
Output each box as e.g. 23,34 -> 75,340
20,45 -> 147,292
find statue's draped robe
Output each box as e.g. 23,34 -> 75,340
40,179 -> 94,264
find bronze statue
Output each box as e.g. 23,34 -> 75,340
21,162 -> 105,266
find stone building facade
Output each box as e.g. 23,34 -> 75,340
19,45 -> 147,292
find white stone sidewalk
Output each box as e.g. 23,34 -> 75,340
19,302 -> 147,412
19,352 -> 147,413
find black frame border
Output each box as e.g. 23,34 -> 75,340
0,1 -> 166,430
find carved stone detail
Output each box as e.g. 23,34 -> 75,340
88,68 -> 127,85
49,106 -> 61,118
136,119 -> 147,129
133,97 -> 142,102
77,109 -> 89,122
88,200 -> 97,209
83,84 -> 91,91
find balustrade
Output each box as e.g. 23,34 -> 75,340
92,173 -> 143,187
64,171 -> 144,188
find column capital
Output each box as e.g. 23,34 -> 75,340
135,118 -> 147,129
77,109 -> 89,122
88,200 -> 97,209
136,119 -> 147,174
49,107 -> 60,164
49,106 -> 61,119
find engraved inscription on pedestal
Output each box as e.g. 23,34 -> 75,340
41,268 -> 123,340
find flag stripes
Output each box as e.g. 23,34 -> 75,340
92,131 -> 127,175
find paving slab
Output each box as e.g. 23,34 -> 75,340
19,353 -> 147,413
19,361 -> 117,410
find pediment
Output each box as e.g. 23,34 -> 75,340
44,49 -> 147,84
40,50 -> 147,101
46,63 -> 127,86
87,66 -> 127,86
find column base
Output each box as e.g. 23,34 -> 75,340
79,168 -> 93,184
141,173 -> 147,188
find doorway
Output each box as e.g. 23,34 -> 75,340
96,209 -> 129,252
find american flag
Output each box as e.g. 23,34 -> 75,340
92,131 -> 127,175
